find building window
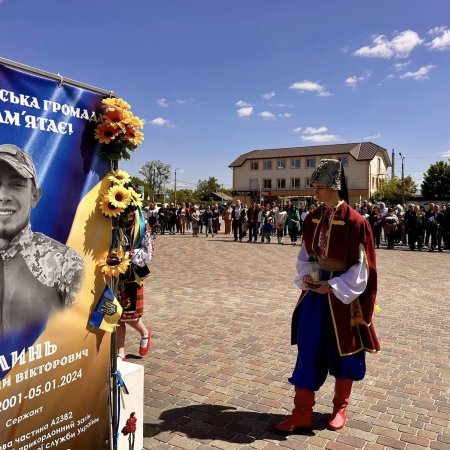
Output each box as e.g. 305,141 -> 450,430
277,178 -> 286,189
291,178 -> 301,188
291,159 -> 301,169
306,158 -> 316,168
263,160 -> 272,170
250,179 -> 258,190
338,157 -> 348,167
263,179 -> 272,189
277,159 -> 286,169
305,177 -> 311,188
377,157 -> 381,174
250,161 -> 259,171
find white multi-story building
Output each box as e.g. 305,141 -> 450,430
229,142 -> 391,205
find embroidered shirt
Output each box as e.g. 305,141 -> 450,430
0,225 -> 83,335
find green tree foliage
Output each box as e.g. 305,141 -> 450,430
421,160 -> 450,200
195,177 -> 221,200
373,176 -> 417,204
139,161 -> 172,203
129,176 -> 149,200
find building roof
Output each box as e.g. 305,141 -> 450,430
229,142 -> 391,168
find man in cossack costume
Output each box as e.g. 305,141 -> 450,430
276,159 -> 380,433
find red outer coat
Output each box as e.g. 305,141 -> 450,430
291,202 -> 380,355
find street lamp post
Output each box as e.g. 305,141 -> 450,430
399,152 -> 405,207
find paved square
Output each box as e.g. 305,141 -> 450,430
125,232 -> 450,450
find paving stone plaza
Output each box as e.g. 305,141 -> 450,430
125,233 -> 450,450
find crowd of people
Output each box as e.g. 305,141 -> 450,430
145,200 -> 450,252
357,200 -> 450,252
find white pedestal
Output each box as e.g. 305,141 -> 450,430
117,359 -> 144,450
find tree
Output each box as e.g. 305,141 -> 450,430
194,177 -> 220,200
139,161 -> 172,203
421,160 -> 450,200
373,176 -> 417,204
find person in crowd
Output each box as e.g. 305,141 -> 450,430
198,203 -> 205,234
157,204 -> 167,234
212,203 -> 221,235
405,204 -> 424,251
395,205 -> 406,245
203,205 -> 214,237
223,204 -> 233,235
443,202 -> 450,250
424,203 -> 435,248
288,205 -> 301,245
185,202 -> 192,232
177,203 -> 187,235
283,202 -> 291,236
0,144 -> 83,335
276,207 -> 288,244
382,208 -> 399,250
246,202 -> 259,242
263,215 -> 274,243
368,205 -> 383,249
190,205 -> 200,237
147,203 -> 158,228
276,159 -> 379,434
165,203 -> 176,235
231,200 -> 245,242
260,203 -> 271,243
271,201 -> 279,236
428,204 -> 444,252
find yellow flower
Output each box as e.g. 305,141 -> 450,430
106,185 -> 132,209
99,196 -> 124,218
107,170 -> 131,185
102,97 -> 131,110
103,106 -> 126,125
124,127 -> 144,146
126,114 -> 144,129
129,189 -> 143,207
95,122 -> 120,144
97,253 -> 130,278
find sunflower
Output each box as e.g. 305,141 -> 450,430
129,189 -> 143,207
95,122 -> 120,144
107,170 -> 131,185
106,185 -> 132,209
99,196 -> 124,218
125,114 -> 144,129
97,252 -> 130,278
102,97 -> 131,110
103,106 -> 126,125
124,127 -> 144,146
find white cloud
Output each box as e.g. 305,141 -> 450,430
235,100 -> 251,107
393,61 -> 411,71
354,30 -> 423,59
440,150 -> 450,158
262,91 -> 276,100
176,98 -> 194,104
399,65 -> 436,80
363,133 -> 381,141
303,126 -> 328,135
427,26 -> 450,51
293,127 -> 302,132
301,134 -> 340,143
271,103 -> 294,108
345,71 -> 372,88
150,117 -> 172,126
156,98 -> 169,108
258,111 -> 276,120
289,80 -> 332,97
279,113 -> 292,118
237,106 -> 253,117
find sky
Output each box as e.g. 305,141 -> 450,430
1,0 -> 450,190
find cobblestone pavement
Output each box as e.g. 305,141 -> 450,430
125,230 -> 450,450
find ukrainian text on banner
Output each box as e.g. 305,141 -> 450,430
0,62 -> 111,449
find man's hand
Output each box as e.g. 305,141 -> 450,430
303,276 -> 331,294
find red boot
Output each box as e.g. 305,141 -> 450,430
328,379 -> 353,431
276,387 -> 315,432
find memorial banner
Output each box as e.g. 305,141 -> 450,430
0,61 -> 111,449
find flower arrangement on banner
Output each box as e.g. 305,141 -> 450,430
94,97 -> 144,161
97,169 -> 143,278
